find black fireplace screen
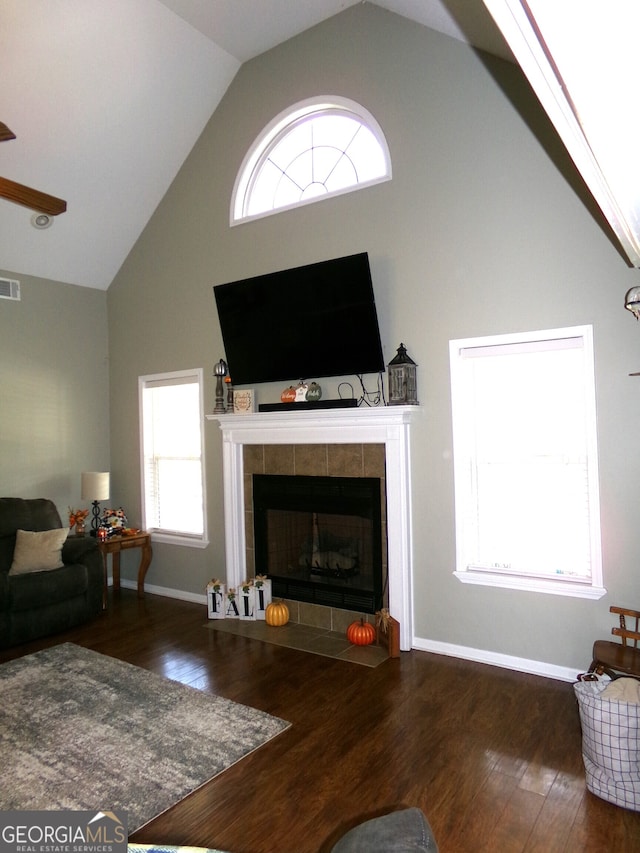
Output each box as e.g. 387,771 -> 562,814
252,474 -> 384,613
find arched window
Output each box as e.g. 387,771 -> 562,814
231,96 -> 391,224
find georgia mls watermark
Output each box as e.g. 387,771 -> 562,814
0,811 -> 127,853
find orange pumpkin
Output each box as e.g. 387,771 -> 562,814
265,600 -> 289,626
346,618 -> 376,646
280,386 -> 297,403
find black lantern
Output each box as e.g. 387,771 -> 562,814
213,358 -> 228,414
387,343 -> 418,405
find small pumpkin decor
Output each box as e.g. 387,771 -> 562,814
280,386 -> 297,403
306,381 -> 322,402
346,618 -> 376,646
265,599 -> 289,627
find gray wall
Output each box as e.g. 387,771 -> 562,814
106,5 -> 640,672
0,270 -> 109,519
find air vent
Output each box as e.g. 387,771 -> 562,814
0,278 -> 20,301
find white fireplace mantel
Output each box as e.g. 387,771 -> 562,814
207,406 -> 422,650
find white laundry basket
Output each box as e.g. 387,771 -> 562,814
574,680 -> 640,810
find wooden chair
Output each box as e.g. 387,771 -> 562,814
587,606 -> 640,680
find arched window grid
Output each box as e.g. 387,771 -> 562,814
264,114 -> 363,204
231,97 -> 392,225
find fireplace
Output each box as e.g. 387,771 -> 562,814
253,473 -> 384,613
208,406 -> 420,650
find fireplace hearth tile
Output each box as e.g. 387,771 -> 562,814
298,601 -> 332,630
294,444 -> 328,476
363,444 -> 385,478
204,619 -> 388,667
306,633 -> 357,658
327,444 -> 363,477
331,608 -> 371,634
264,444 -> 295,474
243,444 -> 265,472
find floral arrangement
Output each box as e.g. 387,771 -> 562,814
68,507 -> 89,528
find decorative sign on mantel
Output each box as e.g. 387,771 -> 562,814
233,389 -> 255,413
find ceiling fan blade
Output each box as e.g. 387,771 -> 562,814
0,176 -> 67,216
0,122 -> 16,142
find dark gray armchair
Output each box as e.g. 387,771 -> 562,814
0,497 -> 103,648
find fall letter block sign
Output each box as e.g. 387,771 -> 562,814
253,576 -> 272,620
206,580 -> 226,620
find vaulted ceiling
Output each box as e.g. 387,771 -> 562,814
0,0 -> 511,290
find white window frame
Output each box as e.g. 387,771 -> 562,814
139,368 -> 209,548
231,96 -> 392,225
449,325 -> 604,599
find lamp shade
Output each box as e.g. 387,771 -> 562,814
81,471 -> 110,501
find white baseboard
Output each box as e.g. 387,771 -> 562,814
412,636 -> 579,683
117,578 -> 207,606
115,579 -> 579,682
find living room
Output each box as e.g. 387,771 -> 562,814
3,0 -> 639,677
2,2 -> 640,846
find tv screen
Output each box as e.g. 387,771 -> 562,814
213,252 -> 385,386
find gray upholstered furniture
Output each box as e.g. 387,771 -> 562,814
127,809 -> 438,853
0,497 -> 103,648
330,808 -> 438,851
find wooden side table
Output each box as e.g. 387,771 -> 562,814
97,531 -> 152,608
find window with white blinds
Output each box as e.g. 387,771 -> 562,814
139,369 -> 208,547
449,326 -> 604,598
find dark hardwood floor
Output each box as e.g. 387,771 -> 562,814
2,590 -> 639,853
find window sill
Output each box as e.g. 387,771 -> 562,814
149,531 -> 209,549
454,570 -> 606,599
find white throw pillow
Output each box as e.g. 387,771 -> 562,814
9,528 -> 69,574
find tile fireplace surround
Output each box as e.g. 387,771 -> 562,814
208,405 -> 421,651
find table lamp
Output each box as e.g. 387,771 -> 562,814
81,471 -> 110,537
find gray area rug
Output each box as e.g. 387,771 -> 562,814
0,643 -> 290,832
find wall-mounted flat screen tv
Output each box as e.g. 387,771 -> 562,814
213,252 -> 385,386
